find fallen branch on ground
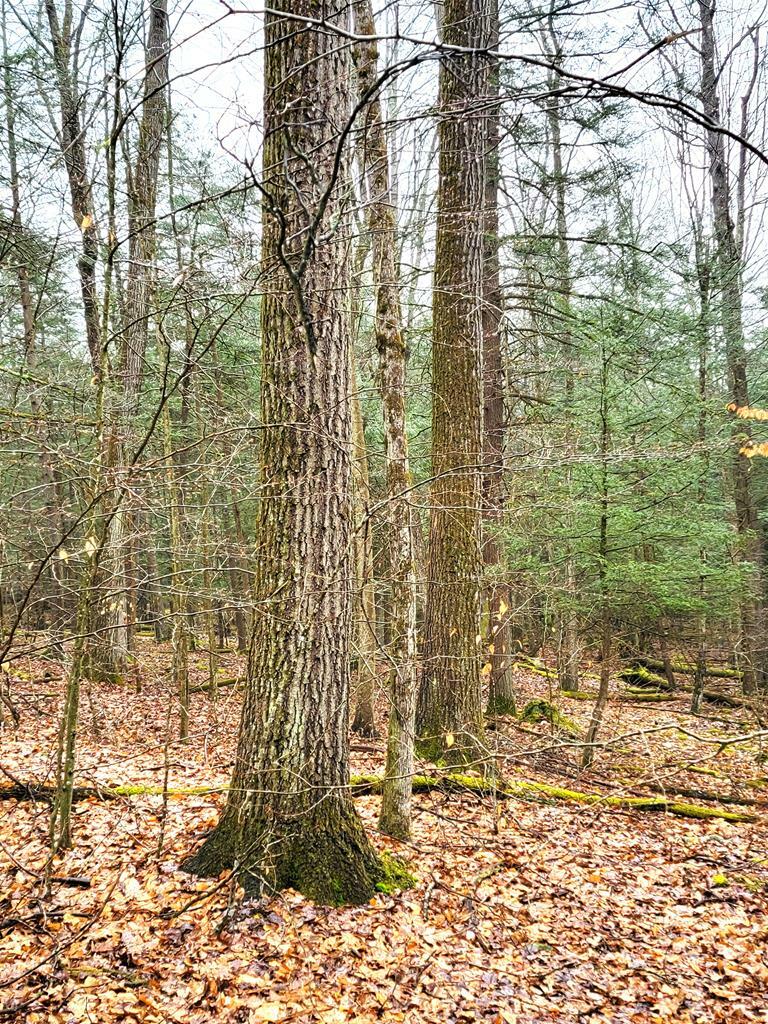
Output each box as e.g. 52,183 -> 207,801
619,665 -> 757,711
0,774 -> 756,823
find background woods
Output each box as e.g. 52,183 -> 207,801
1,1 -> 768,1021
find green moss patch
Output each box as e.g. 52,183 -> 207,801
375,853 -> 416,895
519,699 -> 580,737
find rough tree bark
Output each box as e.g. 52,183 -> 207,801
417,0 -> 489,764
353,0 -> 418,839
182,1 -> 381,904
698,0 -> 766,690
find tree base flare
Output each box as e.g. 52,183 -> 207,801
181,799 -> 384,906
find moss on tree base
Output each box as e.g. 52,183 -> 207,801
486,694 -> 518,716
375,852 -> 416,894
414,730 -> 486,768
182,798 -> 384,907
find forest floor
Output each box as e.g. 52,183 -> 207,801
1,640 -> 767,1023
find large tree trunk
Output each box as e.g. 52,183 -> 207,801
482,0 -> 515,717
416,0 -> 489,764
353,0 -> 418,840
183,1 -> 381,905
698,0 -> 766,690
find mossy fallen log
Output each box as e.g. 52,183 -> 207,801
513,657 -> 600,687
0,782 -> 227,802
519,699 -> 580,736
621,687 -> 677,703
620,664 -> 754,711
646,783 -> 763,809
618,665 -> 674,691
513,657 -> 557,680
189,676 -> 243,694
635,656 -> 742,681
1,775 -> 755,823
350,774 -> 755,822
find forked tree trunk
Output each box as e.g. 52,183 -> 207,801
183,1 -> 381,904
353,0 -> 418,839
417,0 -> 489,765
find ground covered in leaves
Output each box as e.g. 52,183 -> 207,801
1,640 -> 767,1022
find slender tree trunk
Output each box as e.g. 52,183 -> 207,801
692,232 -> 711,714
2,1 -> 69,634
545,9 -> 580,692
143,527 -> 167,642
482,0 -> 515,716
195,422 -> 219,701
659,623 -> 676,690
350,351 -> 379,737
45,0 -> 101,374
353,0 -> 418,839
698,0 -> 766,691
110,0 -> 170,668
49,368 -> 112,851
183,1 -> 381,904
161,393 -> 190,741
61,0 -> 169,681
210,339 -> 252,656
417,0 -> 489,765
582,340 -> 611,769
